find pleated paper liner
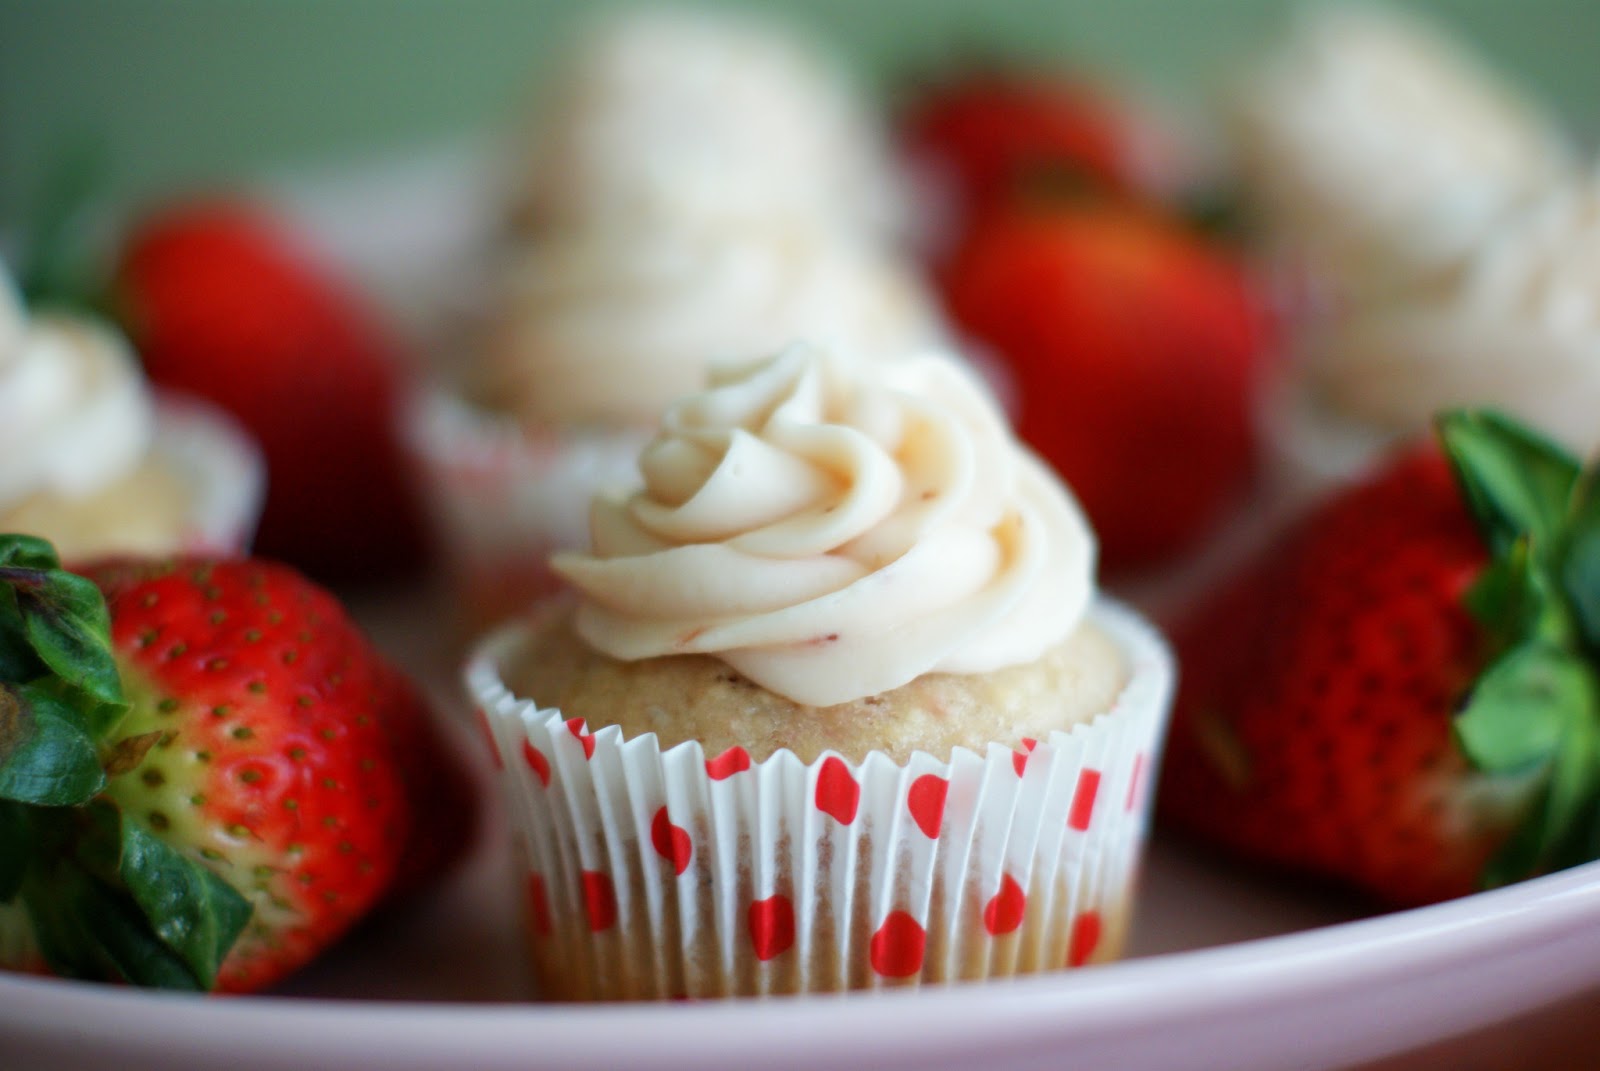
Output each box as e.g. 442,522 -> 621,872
152,394 -> 266,554
467,598 -> 1173,1000
406,385 -> 648,632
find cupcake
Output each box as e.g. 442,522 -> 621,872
1269,177 -> 1600,498
506,6 -> 905,240
466,343 -> 1173,999
1231,3 -> 1571,306
413,221 -> 945,631
0,270 -> 262,560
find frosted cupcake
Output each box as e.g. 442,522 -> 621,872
1269,177 -> 1600,497
413,222 -> 945,630
507,6 -> 905,240
466,343 -> 1173,999
1231,3 -> 1571,306
0,271 -> 262,561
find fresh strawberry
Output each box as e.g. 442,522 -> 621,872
901,70 -> 1147,243
941,195 -> 1268,570
0,538 -> 467,991
1161,411 -> 1600,907
113,201 -> 429,584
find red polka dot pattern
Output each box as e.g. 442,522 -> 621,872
906,774 -> 948,838
522,740 -> 551,786
582,870 -> 617,931
566,718 -> 596,760
705,746 -> 751,780
1069,768 -> 1101,831
869,911 -> 926,978
650,806 -> 692,875
747,894 -> 796,962
1068,911 -> 1102,967
982,874 -> 1026,936
1012,737 -> 1038,777
814,756 -> 860,824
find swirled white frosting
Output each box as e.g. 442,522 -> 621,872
514,7 -> 901,236
1233,4 -> 1571,293
481,221 -> 945,427
1305,178 -> 1600,454
552,344 -> 1096,707
0,273 -> 155,507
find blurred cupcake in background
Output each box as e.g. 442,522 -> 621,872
413,6 -> 945,632
504,6 -> 907,241
0,263 -> 262,561
1271,176 -> 1600,493
468,343 -> 1173,1000
1231,2 -> 1573,308
1231,3 -> 1587,504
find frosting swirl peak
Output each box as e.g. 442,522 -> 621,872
553,345 -> 1095,706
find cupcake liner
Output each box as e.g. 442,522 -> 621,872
1259,373 -> 1395,511
466,597 -> 1173,1000
406,386 -> 646,631
151,394 -> 266,555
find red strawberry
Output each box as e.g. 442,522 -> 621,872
901,70 -> 1148,243
941,195 -> 1268,569
113,201 -> 429,584
1161,411 -> 1600,906
0,539 -> 467,991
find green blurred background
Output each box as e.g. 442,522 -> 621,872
3,0 -> 1597,221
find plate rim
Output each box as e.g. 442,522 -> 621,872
4,856 -> 1597,1066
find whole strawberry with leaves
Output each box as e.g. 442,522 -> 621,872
1161,411 -> 1600,906
0,537 -> 470,991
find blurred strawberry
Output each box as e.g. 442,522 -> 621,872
1161,412 -> 1600,906
114,201 -> 429,585
941,193 -> 1269,570
901,71 -> 1157,246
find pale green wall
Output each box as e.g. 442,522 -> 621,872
3,0 -> 1597,220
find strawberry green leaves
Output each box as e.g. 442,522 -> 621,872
0,535 -> 125,806
1559,469 -> 1600,655
0,684 -> 104,806
0,535 -> 252,990
1436,410 -> 1579,561
120,820 -> 251,990
1436,410 -> 1600,890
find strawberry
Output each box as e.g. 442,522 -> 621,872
113,201 -> 429,585
941,194 -> 1268,570
1161,411 -> 1600,906
900,70 -> 1147,244
0,538 -> 467,991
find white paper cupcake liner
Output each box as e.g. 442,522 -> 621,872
151,394 -> 266,554
1258,372 -> 1397,511
406,385 -> 647,629
466,597 -> 1173,1000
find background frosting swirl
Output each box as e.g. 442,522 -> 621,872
1232,3 -> 1571,294
1307,178 -> 1600,455
0,274 -> 155,507
553,344 -> 1095,707
481,222 -> 945,428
